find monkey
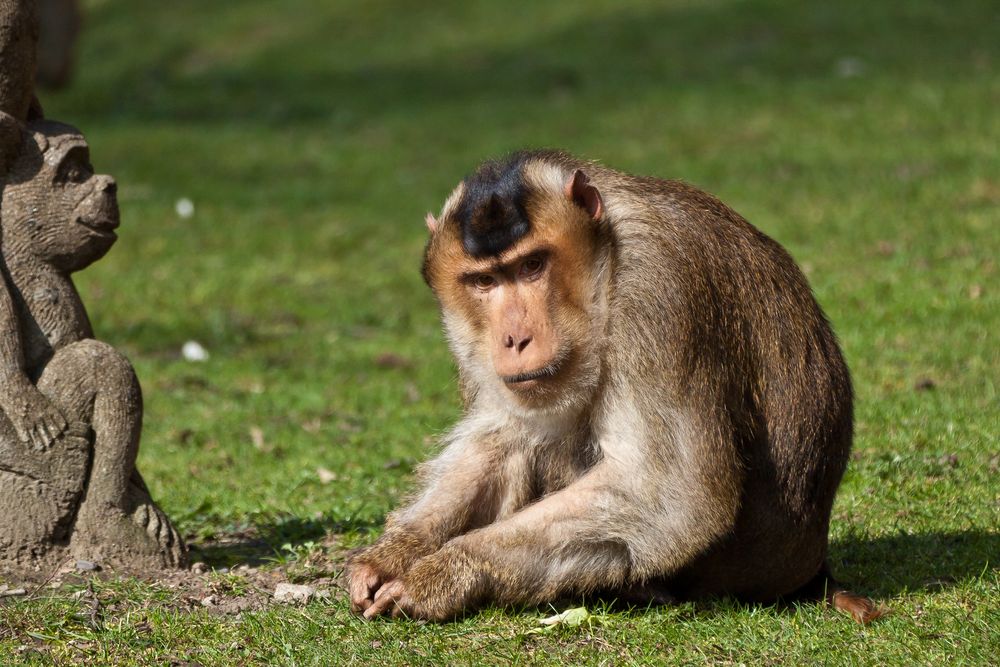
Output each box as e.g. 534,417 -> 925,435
0,119 -> 184,568
0,0 -> 57,455
345,149 -> 883,623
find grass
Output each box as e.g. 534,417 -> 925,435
1,0 -> 997,664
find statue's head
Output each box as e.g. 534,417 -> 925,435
1,120 -> 119,273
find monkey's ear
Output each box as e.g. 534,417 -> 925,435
425,212 -> 439,234
564,169 -> 603,221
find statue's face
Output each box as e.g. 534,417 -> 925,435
1,121 -> 120,273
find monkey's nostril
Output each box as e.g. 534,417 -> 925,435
504,335 -> 515,349
517,336 -> 532,353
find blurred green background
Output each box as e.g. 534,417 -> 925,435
7,0 -> 998,663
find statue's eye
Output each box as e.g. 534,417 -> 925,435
58,161 -> 92,184
474,274 -> 496,290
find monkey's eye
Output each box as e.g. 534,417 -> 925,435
57,161 -> 93,184
473,274 -> 497,290
520,255 -> 545,278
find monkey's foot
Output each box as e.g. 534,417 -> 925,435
616,580 -> 677,606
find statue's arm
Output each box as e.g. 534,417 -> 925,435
0,261 -> 67,450
0,112 -> 68,450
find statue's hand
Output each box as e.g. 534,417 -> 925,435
4,385 -> 69,451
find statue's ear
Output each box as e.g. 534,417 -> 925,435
563,169 -> 603,221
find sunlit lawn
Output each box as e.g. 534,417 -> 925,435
1,0 -> 997,664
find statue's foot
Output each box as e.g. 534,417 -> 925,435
69,481 -> 187,570
129,493 -> 186,568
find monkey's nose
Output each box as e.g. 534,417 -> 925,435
100,176 -> 117,195
504,335 -> 532,353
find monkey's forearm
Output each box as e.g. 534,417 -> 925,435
349,525 -> 436,579
351,433 -> 502,578
392,472 -> 633,619
397,460 -> 739,618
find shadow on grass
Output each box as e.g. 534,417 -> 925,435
829,529 -> 999,598
190,520 -> 996,604
189,514 -> 382,568
576,530 -> 999,618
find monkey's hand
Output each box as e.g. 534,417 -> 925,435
345,528 -> 437,613
1,381 -> 69,451
362,544 -> 485,622
346,560 -> 388,614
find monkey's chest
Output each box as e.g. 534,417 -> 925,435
21,282 -> 93,370
495,441 -> 594,519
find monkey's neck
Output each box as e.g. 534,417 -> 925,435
1,250 -> 93,371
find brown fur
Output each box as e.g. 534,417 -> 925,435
346,150 -> 878,622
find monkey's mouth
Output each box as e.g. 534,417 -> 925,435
76,214 -> 120,237
501,362 -> 561,386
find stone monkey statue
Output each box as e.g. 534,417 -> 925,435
0,120 -> 185,571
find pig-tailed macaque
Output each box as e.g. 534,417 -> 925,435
346,150 -> 883,623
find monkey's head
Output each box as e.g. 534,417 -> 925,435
1,120 -> 120,273
423,151 -> 609,411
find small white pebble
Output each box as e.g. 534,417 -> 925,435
274,583 -> 315,604
182,340 -> 209,362
175,197 -> 195,219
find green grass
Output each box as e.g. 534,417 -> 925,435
1,0 -> 998,664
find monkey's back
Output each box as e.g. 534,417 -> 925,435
601,173 -> 853,600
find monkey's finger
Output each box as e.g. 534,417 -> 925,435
43,414 -> 65,443
48,407 -> 68,430
362,594 -> 395,620
348,567 -> 381,612
364,582 -> 405,620
66,421 -> 90,440
14,423 -> 31,443
31,424 -> 49,451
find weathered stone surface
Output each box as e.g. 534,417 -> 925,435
0,0 -> 186,577
0,0 -> 37,123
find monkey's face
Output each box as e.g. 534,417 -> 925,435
424,156 -> 607,410
1,121 -> 120,273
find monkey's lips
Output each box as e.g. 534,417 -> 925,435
500,362 -> 561,388
77,213 -> 120,238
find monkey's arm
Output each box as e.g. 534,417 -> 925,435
0,263 -> 68,450
366,421 -> 742,620
346,433 -> 503,613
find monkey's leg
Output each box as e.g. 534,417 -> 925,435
347,433 -> 509,613
37,339 -> 184,567
366,434 -> 742,621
